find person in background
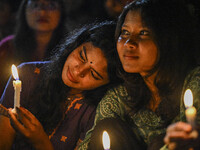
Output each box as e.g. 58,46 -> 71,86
0,0 -> 16,41
63,0 -> 108,32
0,0 -> 66,97
0,21 -> 121,150
104,0 -> 134,20
78,0 -> 200,149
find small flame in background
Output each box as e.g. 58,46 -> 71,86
102,131 -> 110,149
184,89 -> 193,108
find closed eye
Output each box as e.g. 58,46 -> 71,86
91,71 -> 100,80
79,46 -> 87,62
79,50 -> 85,62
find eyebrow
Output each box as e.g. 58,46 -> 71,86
84,45 -> 104,80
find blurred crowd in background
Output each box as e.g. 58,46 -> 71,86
0,0 -> 199,97
0,0 -> 133,41
0,0 -> 199,41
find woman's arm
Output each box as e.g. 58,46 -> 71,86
8,107 -> 54,150
0,62 -> 50,150
163,67 -> 200,150
0,115 -> 16,150
78,86 -> 124,149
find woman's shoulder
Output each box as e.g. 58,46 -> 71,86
95,84 -> 130,120
17,61 -> 51,80
180,66 -> 200,123
99,84 -> 129,109
0,35 -> 14,49
0,35 -> 14,45
184,66 -> 200,82
107,84 -> 127,95
182,66 -> 200,102
191,66 -> 200,74
103,84 -> 128,100
0,35 -> 15,57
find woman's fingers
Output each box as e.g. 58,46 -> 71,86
8,107 -> 49,149
167,142 -> 177,150
8,108 -> 28,135
166,130 -> 193,140
16,107 -> 38,127
18,107 -> 35,120
165,122 -> 192,143
164,122 -> 198,150
167,122 -> 192,133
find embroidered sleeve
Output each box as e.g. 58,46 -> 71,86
78,85 -> 126,150
180,67 -> 200,124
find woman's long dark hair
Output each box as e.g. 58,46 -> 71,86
115,0 -> 199,123
30,21 -> 121,134
14,0 -> 67,63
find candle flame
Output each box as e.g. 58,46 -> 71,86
11,65 -> 19,80
184,89 -> 193,108
102,131 -> 110,149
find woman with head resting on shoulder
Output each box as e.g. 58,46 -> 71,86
0,21 -> 122,150
0,0 -> 67,97
78,0 -> 200,150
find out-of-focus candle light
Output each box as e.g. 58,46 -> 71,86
102,131 -> 110,150
184,89 -> 196,128
11,65 -> 22,113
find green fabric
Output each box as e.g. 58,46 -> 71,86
78,67 -> 200,150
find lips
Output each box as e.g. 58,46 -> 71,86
123,55 -> 139,60
36,18 -> 49,23
67,67 -> 78,83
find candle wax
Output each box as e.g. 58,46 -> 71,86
185,106 -> 196,128
13,80 -> 22,113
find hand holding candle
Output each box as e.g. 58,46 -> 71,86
11,65 -> 22,113
184,89 -> 197,128
102,131 -> 110,150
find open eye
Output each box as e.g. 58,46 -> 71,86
28,1 -> 40,9
140,30 -> 150,36
47,2 -> 59,10
121,29 -> 130,36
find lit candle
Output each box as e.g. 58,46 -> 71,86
102,131 -> 110,150
184,89 -> 196,128
11,65 -> 22,113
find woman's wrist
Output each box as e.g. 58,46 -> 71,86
33,134 -> 54,150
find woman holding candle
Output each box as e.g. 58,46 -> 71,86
0,21 -> 122,150
0,0 -> 67,97
78,0 -> 200,149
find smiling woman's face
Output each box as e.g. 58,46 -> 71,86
117,10 -> 158,77
62,42 -> 109,92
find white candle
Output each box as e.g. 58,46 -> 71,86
102,131 -> 110,150
184,89 -> 196,128
11,65 -> 22,113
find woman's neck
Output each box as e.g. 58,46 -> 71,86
143,72 -> 161,112
68,88 -> 83,96
34,31 -> 53,60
